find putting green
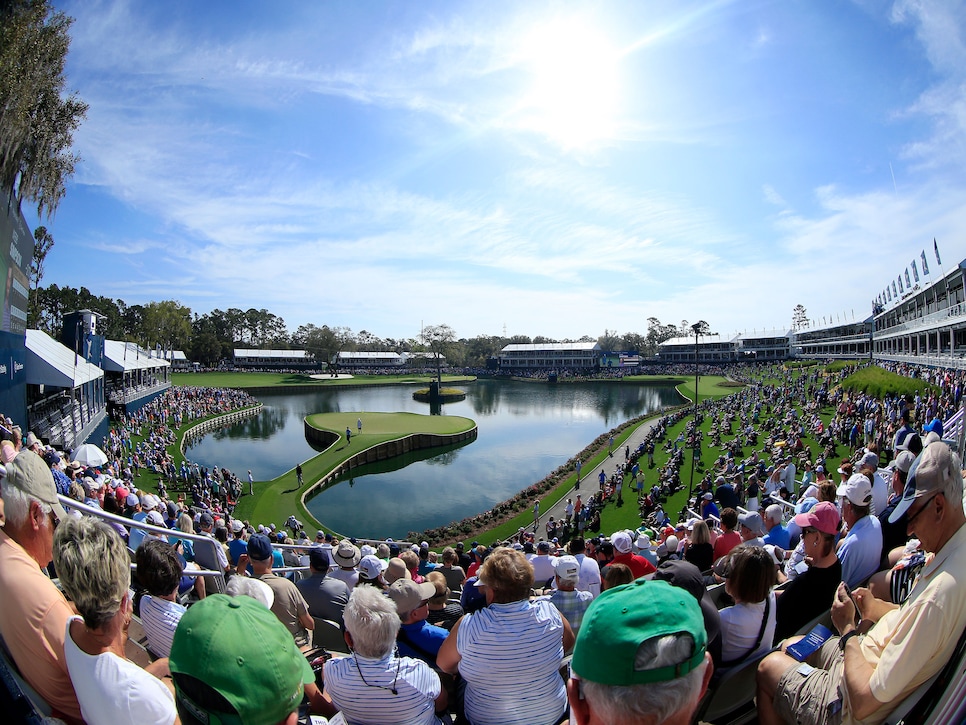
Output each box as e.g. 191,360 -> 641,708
232,411 -> 476,534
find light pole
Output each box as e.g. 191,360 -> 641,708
688,323 -> 701,502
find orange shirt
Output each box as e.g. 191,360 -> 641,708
0,530 -> 83,723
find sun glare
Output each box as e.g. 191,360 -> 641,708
516,18 -> 622,151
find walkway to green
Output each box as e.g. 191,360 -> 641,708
172,371 -> 477,389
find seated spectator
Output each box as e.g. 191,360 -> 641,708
55,516 -> 176,724
170,594 -> 334,724
437,547 -> 575,725
757,441 -> 966,724
762,504 -> 790,550
439,546 -> 466,591
737,511 -> 767,548
0,450 -> 83,723
567,579 -> 713,725
774,501 -> 842,643
387,578 -> 449,666
385,555 -> 412,585
357,554 -> 388,589
135,539 -> 187,658
713,507 -> 742,562
611,530 -> 657,578
684,520 -> 714,572
601,562 -> 634,591
653,559 -> 723,669
225,575 -> 275,608
719,546 -> 777,666
296,546 -> 350,624
401,548 -> 425,583
569,536 -> 602,596
324,585 -> 448,724
538,555 -> 594,636
243,533 -> 314,647
425,570 -> 463,631
330,540 -> 362,587
528,540 -> 558,588
836,473 -> 883,588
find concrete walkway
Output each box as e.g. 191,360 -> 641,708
534,415 -> 669,539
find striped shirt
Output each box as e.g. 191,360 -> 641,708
324,653 -> 442,725
457,599 -> 566,725
138,595 -> 186,658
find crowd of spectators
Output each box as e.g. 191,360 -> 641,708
2,356 -> 966,724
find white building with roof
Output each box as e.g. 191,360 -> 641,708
498,342 -> 601,369
233,348 -> 315,368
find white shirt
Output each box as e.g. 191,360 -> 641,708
719,593 -> 777,664
574,553 -> 601,597
64,617 -> 176,725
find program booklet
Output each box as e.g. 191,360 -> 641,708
786,624 -> 835,662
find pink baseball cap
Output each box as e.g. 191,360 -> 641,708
793,501 -> 840,535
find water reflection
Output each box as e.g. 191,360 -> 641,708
185,380 -> 683,538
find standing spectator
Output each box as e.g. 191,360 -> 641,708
437,547 -> 575,725
56,517 -> 176,724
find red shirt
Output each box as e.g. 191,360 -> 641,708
713,530 -> 742,562
611,551 -> 656,579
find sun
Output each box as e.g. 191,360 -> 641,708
515,18 -> 622,151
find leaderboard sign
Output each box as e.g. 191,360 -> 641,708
0,197 -> 33,336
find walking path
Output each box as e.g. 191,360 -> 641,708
535,415 -> 667,538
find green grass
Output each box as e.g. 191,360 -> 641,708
172,371 -> 477,388
841,367 -> 940,399
826,361 -> 858,373
444,375 -> 741,546
232,411 -> 476,532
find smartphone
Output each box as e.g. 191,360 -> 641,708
843,583 -> 860,621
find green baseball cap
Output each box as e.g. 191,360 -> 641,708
571,579 -> 706,686
170,594 -> 314,725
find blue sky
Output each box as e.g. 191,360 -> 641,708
29,0 -> 966,341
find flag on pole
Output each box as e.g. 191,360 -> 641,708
892,280 -> 898,297
905,268 -> 912,288
935,238 -> 942,266
922,249 -> 930,276
911,261 -> 919,283
898,275 -> 904,293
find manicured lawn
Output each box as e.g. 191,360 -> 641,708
232,412 -> 476,532
172,372 -> 477,388
459,376 -> 740,546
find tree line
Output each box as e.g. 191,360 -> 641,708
28,281 -> 699,366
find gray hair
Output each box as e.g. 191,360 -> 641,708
343,585 -> 400,658
581,635 -> 708,724
2,485 -> 51,530
53,517 -> 130,630
764,504 -> 783,526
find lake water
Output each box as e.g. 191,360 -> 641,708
185,379 -> 683,538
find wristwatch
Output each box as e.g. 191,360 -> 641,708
839,629 -> 861,651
